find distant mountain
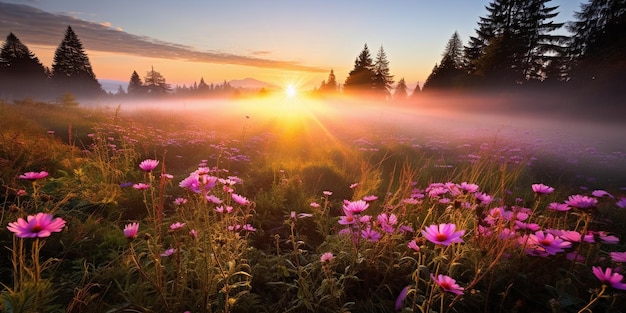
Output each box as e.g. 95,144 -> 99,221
228,77 -> 277,90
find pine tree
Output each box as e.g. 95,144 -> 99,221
412,82 -> 421,97
372,45 -> 394,97
51,26 -> 102,97
0,32 -> 49,98
344,44 -> 375,93
144,66 -> 171,95
567,0 -> 626,90
393,78 -> 408,100
423,32 -> 466,90
127,70 -> 144,96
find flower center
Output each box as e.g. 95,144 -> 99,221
435,234 -> 448,242
30,224 -> 43,233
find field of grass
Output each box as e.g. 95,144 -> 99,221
1,97 -> 625,313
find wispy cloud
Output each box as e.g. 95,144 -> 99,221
0,2 -> 326,73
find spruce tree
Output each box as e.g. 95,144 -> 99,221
144,66 -> 171,95
372,45 -> 394,97
423,32 -> 466,90
567,0 -> 626,91
344,44 -> 375,93
464,0 -> 565,87
393,78 -> 408,100
127,70 -> 144,96
320,69 -> 338,92
51,26 -> 102,97
0,32 -> 49,98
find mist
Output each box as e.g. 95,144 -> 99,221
84,91 -> 626,188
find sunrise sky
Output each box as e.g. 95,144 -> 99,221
1,0 -> 580,91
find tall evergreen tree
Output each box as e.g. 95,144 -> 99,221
0,32 -> 49,98
372,45 -> 394,97
144,66 -> 171,95
464,0 -> 565,86
344,44 -> 375,93
320,69 -> 338,92
393,78 -> 408,100
127,70 -> 144,96
423,32 -> 466,90
567,0 -> 626,91
51,26 -> 102,97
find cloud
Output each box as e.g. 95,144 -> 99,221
0,2 -> 326,73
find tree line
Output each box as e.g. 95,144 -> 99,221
1,0 -> 624,101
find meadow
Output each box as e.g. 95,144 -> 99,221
1,95 -> 625,313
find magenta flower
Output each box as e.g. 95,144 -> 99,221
460,182 -> 479,194
7,213 -> 66,238
19,171 -> 49,180
363,195 -> 379,202
532,183 -> 554,195
161,248 -> 176,257
173,197 -> 188,206
475,192 -> 493,205
431,274 -> 464,295
206,194 -> 223,204
421,223 -> 465,246
522,231 -> 572,256
189,229 -> 198,239
617,198 -> 626,209
215,205 -> 234,213
592,190 -> 613,198
338,214 -> 356,225
610,251 -> 626,262
139,159 -> 159,171
310,202 -> 320,208
592,266 -> 626,290
323,190 -> 333,196
232,193 -> 250,205
408,240 -> 420,252
320,252 -> 334,263
123,222 -> 139,239
565,194 -> 598,209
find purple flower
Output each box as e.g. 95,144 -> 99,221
592,190 -> 613,198
592,266 -> 626,290
617,198 -> 626,209
19,171 -> 49,180
522,231 -> 572,256
610,251 -> 626,262
7,213 -> 66,238
320,252 -> 334,263
547,202 -> 570,212
565,194 -> 598,209
408,240 -> 420,252
395,285 -> 410,311
361,228 -> 382,242
431,274 -> 464,295
475,192 -> 493,205
532,183 -> 555,195
421,223 -> 465,246
206,194 -> 223,204
123,222 -> 139,239
139,159 -> 159,172
161,248 -> 176,257
460,182 -> 479,194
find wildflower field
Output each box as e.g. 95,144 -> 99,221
1,98 -> 625,313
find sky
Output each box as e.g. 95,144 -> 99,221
0,0 -> 581,91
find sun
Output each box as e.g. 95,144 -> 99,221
285,84 -> 297,98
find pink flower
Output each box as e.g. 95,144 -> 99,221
592,266 -> 626,290
169,222 -> 186,231
343,200 -> 369,214
460,182 -> 479,194
7,213 -> 66,238
323,191 -> 333,196
189,229 -> 198,239
408,240 -> 420,252
522,231 -> 572,256
310,202 -> 320,208
532,183 -> 555,195
19,171 -> 49,180
216,206 -> 234,213
139,159 -> 159,171
547,202 -> 570,212
338,214 -> 356,225
173,197 -> 187,206
617,198 -> 626,209
349,183 -> 359,189
431,274 -> 464,295
592,190 -> 613,198
565,194 -> 598,209
123,222 -> 139,239
363,195 -> 378,202
206,195 -> 223,204
320,252 -> 334,263
232,193 -> 250,205
475,192 -> 493,205
132,183 -> 150,190
242,224 -> 256,232
610,251 -> 626,262
161,248 -> 176,257
421,223 -> 465,246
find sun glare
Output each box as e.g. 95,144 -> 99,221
285,84 -> 297,98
